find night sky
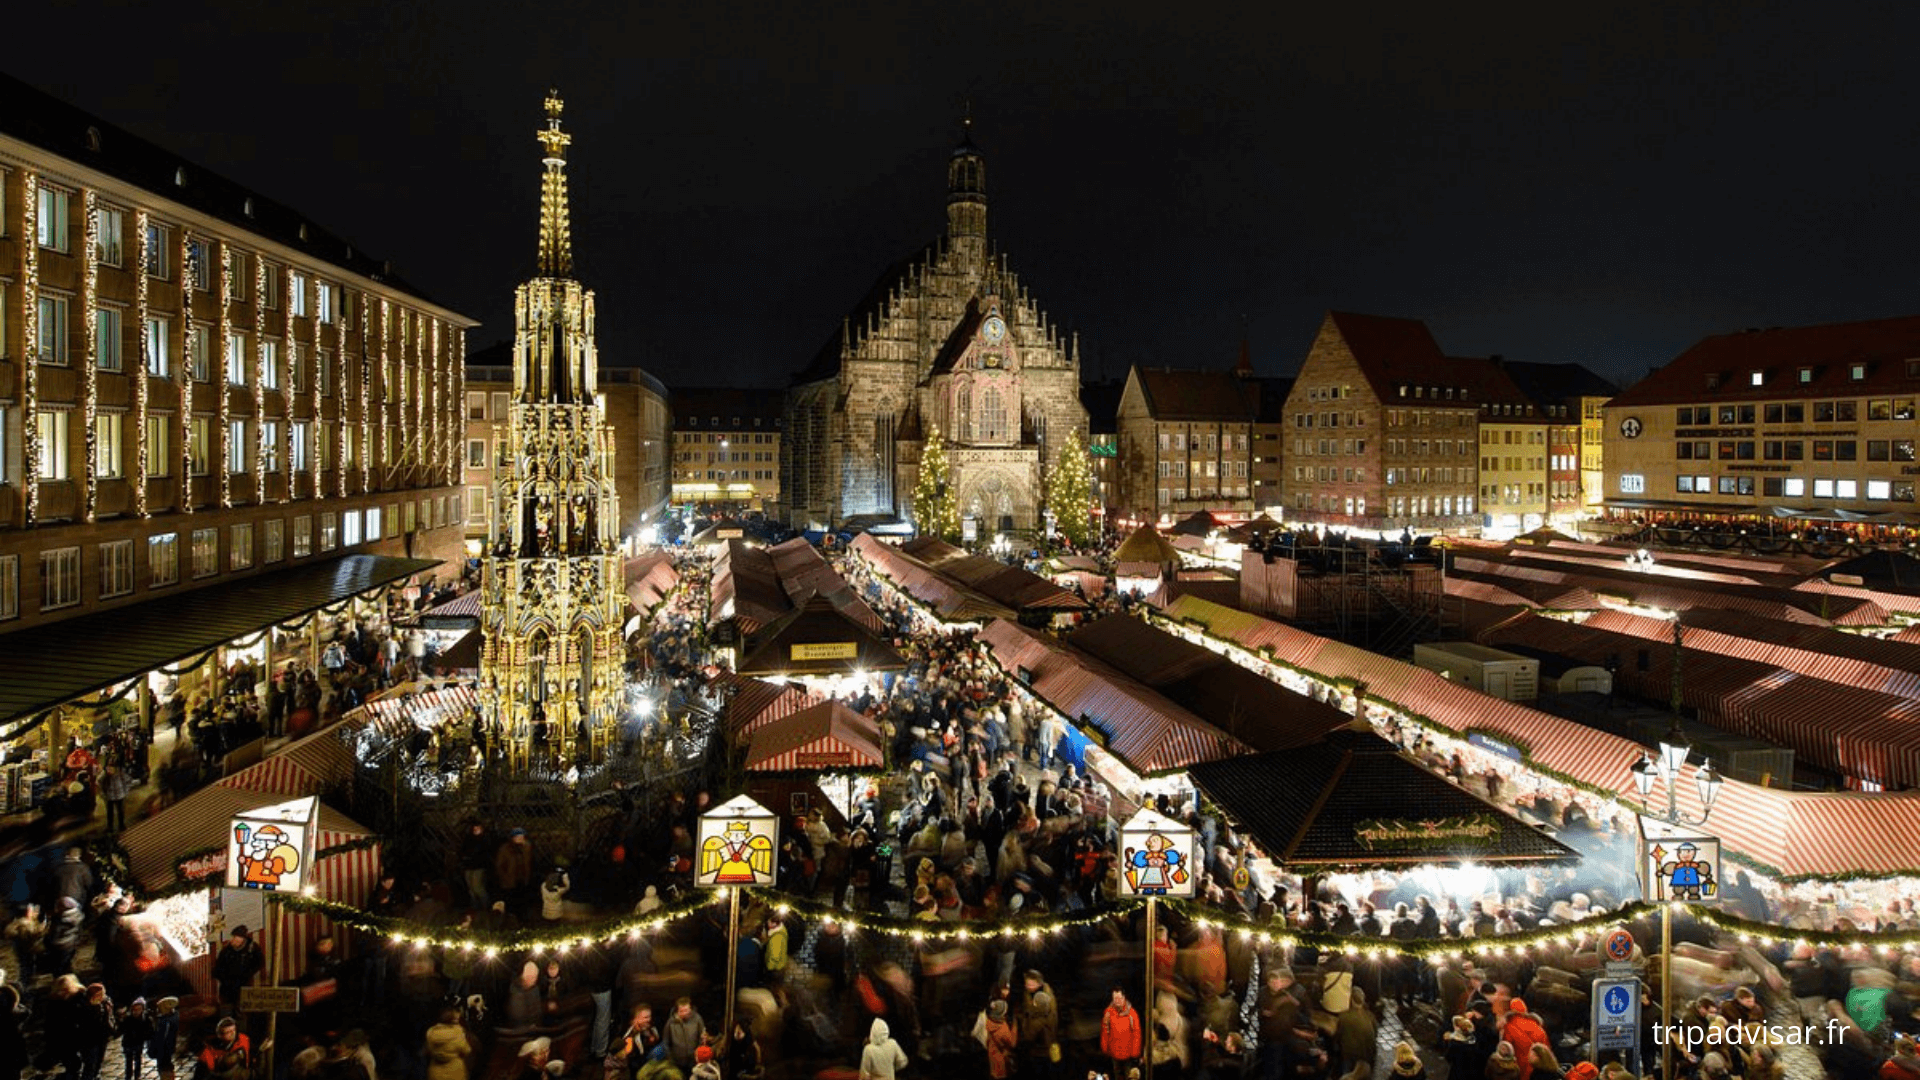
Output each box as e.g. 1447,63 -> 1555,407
11,1 -> 1919,391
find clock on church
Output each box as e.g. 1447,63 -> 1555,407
983,315 -> 1007,343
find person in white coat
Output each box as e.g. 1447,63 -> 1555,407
859,1018 -> 908,1080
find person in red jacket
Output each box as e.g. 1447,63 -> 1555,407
1102,987 -> 1144,1078
1502,999 -> 1550,1080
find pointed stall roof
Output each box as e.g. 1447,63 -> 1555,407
1115,523 -> 1180,566
744,698 -> 884,772
736,594 -> 907,678
1189,731 -> 1580,868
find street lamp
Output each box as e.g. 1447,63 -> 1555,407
1626,720 -> 1723,1080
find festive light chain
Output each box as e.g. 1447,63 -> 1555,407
359,296 -> 372,492
311,287 -> 324,500
217,245 -> 233,508
453,332 -> 466,485
82,191 -> 100,523
133,210 -> 152,518
282,266 -> 295,500
253,254 -> 267,503
247,885 -> 1920,961
377,298 -> 389,483
22,171 -> 41,524
336,297 -> 350,498
176,227 -> 193,514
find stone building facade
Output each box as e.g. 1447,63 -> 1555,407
781,124 -> 1087,533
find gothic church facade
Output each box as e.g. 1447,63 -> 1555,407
781,124 -> 1087,533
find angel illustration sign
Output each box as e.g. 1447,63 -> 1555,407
1118,807 -> 1196,898
695,795 -> 778,889
225,795 -> 318,893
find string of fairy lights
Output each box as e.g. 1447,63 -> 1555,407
177,227 -> 195,510
81,190 -> 101,523
246,884 -> 1920,961
22,171 -> 42,525
133,210 -> 152,519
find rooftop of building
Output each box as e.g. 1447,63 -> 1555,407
1312,311 -> 1473,407
1608,314 -> 1920,408
1497,359 -> 1621,407
1128,365 -> 1262,422
671,386 -> 786,428
0,72 -> 463,317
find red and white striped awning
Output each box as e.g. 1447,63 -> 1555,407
346,685 -> 479,739
744,699 -> 883,772
220,728 -> 359,796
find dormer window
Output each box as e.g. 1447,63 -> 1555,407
174,167 -> 187,187
1706,373 -> 1722,389
1751,370 -> 1765,387
1850,363 -> 1867,381
1800,367 -> 1816,384
1399,385 -> 1409,398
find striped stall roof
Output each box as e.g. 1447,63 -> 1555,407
979,619 -> 1245,775
1895,626 -> 1920,645
624,553 -> 680,614
1449,554 -> 1885,625
850,534 -> 1014,622
346,685 -> 479,740
766,539 -> 884,633
1583,609 -> 1920,698
713,672 -> 822,740
220,729 -> 359,795
744,699 -> 883,772
900,538 -> 1091,613
120,784 -> 373,891
1791,578 -> 1920,620
1157,594 -> 1920,877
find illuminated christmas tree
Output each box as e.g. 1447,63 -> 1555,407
1047,428 -> 1094,547
914,427 -> 961,541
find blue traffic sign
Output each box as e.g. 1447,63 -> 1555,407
1592,977 -> 1640,1053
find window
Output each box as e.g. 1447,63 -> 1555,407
468,439 -> 487,468
1750,371 -> 1765,387
36,294 -> 69,363
1814,478 -> 1834,498
316,282 -> 338,324
316,421 -> 331,470
226,333 -> 248,384
36,185 -> 70,251
188,240 -> 212,291
99,540 -> 133,599
94,412 -> 124,478
37,410 -> 70,479
288,343 -> 304,392
467,392 -> 487,420
366,506 -> 382,541
491,391 -> 509,418
1678,476 -> 1697,493
228,420 -> 247,474
226,250 -> 247,300
261,263 -> 281,308
261,421 -> 281,472
343,510 -> 362,546
1837,401 -> 1857,422
95,306 -> 122,371
316,350 -> 330,396
264,519 -> 284,563
319,512 -> 338,551
1718,476 -> 1738,494
1897,440 -> 1917,462
188,416 -> 210,476
188,325 -> 211,381
146,414 -> 171,476
1869,440 -> 1891,462
467,486 -> 488,522
40,547 -> 80,610
96,207 -> 124,265
229,523 -> 253,570
1870,400 -> 1892,421
1784,403 -> 1804,423
1851,364 -> 1867,381
1837,479 -> 1858,499
978,387 -> 1008,441
1868,480 -> 1893,501
145,316 -> 170,376
144,533 -> 178,587
146,223 -> 170,279
289,272 -> 308,317
293,516 -> 313,558
261,340 -> 280,389
291,421 -> 309,471
1799,367 -> 1815,384
191,527 -> 218,578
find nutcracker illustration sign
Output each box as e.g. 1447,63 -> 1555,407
226,795 -> 318,893
1638,818 -> 1720,903
1118,807 -> 1195,898
696,795 -> 778,889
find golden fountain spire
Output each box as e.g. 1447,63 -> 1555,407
536,88 -> 574,278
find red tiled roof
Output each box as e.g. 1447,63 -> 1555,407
1608,314 -> 1920,408
1318,311 -> 1461,405
850,533 -> 1016,623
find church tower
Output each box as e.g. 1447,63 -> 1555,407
478,91 -> 627,778
946,115 -> 988,273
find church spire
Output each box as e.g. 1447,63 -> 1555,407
536,89 -> 574,278
947,108 -> 987,247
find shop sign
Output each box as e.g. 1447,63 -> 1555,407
791,641 -> 858,661
178,850 -> 227,882
696,795 -> 778,888
227,795 -> 319,893
795,750 -> 854,767
1353,814 -> 1499,851
1118,807 -> 1196,898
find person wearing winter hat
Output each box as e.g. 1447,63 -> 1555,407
1502,999 -> 1549,1080
860,1018 -> 908,1080
983,998 -> 1018,1080
120,997 -> 156,1080
1486,1041 -> 1521,1080
1392,1040 -> 1427,1080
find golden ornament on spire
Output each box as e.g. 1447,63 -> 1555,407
536,88 -> 574,278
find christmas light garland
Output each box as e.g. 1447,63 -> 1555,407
22,171 -> 40,524
133,210 -> 152,518
310,291 -> 323,501
177,228 -> 194,513
217,244 -> 232,508
253,254 -> 267,502
231,886 -> 1920,961
82,191 -> 99,523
